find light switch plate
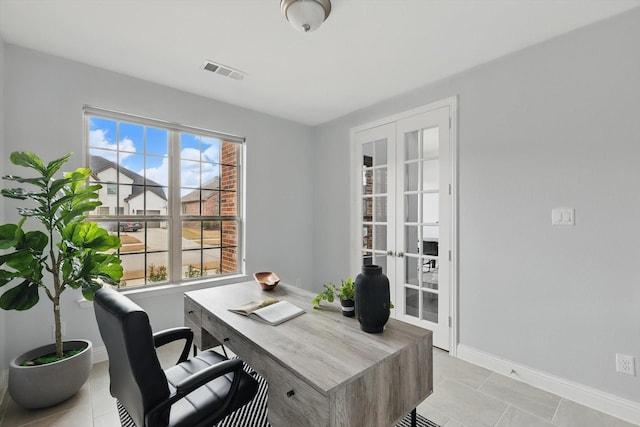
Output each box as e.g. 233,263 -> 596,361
552,207 -> 575,226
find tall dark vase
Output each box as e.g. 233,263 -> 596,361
355,265 -> 390,333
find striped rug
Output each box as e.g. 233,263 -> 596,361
118,362 -> 439,427
216,364 -> 440,427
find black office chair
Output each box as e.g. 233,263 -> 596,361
93,288 -> 259,427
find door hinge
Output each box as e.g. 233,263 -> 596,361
449,117 -> 451,129
448,316 -> 452,327
448,250 -> 452,261
448,184 -> 451,195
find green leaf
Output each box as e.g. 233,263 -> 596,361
21,231 -> 48,253
81,281 -> 103,301
64,168 -> 91,193
0,280 -> 39,310
49,177 -> 73,197
1,175 -> 47,188
1,188 -> 33,200
44,153 -> 72,181
0,224 -> 19,249
0,269 -> 22,287
10,152 -> 45,174
56,202 -> 102,225
63,222 -> 121,251
5,250 -> 37,272
17,207 -> 46,217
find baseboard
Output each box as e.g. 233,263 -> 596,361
456,344 -> 640,425
0,369 -> 7,396
92,345 -> 108,364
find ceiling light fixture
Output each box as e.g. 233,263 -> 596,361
281,0 -> 331,33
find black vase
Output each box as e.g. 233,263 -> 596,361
355,265 -> 390,333
340,298 -> 355,317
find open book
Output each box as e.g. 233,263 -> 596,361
228,298 -> 305,326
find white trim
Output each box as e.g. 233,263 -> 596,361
92,345 -> 109,364
351,98 -> 457,134
0,369 -> 7,394
448,97 -> 458,357
457,344 -> 640,425
349,96 -> 459,354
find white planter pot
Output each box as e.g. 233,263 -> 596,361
8,339 -> 92,409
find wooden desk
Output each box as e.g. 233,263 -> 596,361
185,281 -> 432,427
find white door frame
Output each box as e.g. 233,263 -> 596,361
349,96 -> 458,356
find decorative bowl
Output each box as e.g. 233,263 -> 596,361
253,271 -> 280,291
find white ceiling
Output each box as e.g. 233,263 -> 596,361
1,0 -> 639,126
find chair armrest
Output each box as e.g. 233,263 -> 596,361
146,358 -> 245,426
153,327 -> 193,364
175,359 -> 243,395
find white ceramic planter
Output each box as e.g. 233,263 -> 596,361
8,339 -> 92,409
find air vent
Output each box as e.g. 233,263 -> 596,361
202,60 -> 246,81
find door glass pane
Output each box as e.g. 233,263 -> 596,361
362,198 -> 372,222
405,287 -> 419,318
362,224 -> 373,250
422,225 -> 439,240
374,225 -> 387,251
405,130 -> 419,161
374,139 -> 387,166
362,170 -> 373,195
423,268 -> 438,291
405,225 -> 418,254
374,196 -> 387,222
374,255 -> 388,276
422,193 -> 439,223
422,160 -> 439,191
423,127 -> 439,157
363,142 -> 373,166
405,194 -> 418,222
422,291 -> 438,323
362,250 -> 373,266
374,168 -> 387,193
405,163 -> 419,191
404,257 -> 418,286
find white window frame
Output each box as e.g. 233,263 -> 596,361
83,105 -> 246,287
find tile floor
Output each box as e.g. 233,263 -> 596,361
0,343 -> 636,427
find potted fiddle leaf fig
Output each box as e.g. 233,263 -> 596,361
0,151 -> 123,408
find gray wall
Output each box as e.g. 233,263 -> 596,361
313,9 -> 640,402
0,35 -> 6,388
2,45 -> 315,362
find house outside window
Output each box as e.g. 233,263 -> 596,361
84,106 -> 244,288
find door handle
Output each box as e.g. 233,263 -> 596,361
397,252 -> 404,258
387,250 -> 394,256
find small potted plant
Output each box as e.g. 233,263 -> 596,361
0,151 -> 123,408
312,277 -> 355,317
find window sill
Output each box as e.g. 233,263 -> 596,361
76,274 -> 250,308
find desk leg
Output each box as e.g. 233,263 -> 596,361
411,408 -> 416,427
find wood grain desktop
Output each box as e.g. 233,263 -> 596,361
185,281 -> 433,427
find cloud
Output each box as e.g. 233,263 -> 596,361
139,148 -> 219,195
143,157 -> 170,187
90,129 -> 135,162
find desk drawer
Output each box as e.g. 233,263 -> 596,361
201,312 -> 268,374
266,358 -> 328,427
185,297 -> 220,350
184,297 -> 202,326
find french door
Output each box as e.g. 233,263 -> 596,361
354,102 -> 455,350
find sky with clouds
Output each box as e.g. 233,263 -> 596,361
89,117 -> 221,195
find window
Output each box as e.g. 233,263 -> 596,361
84,106 -> 244,288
